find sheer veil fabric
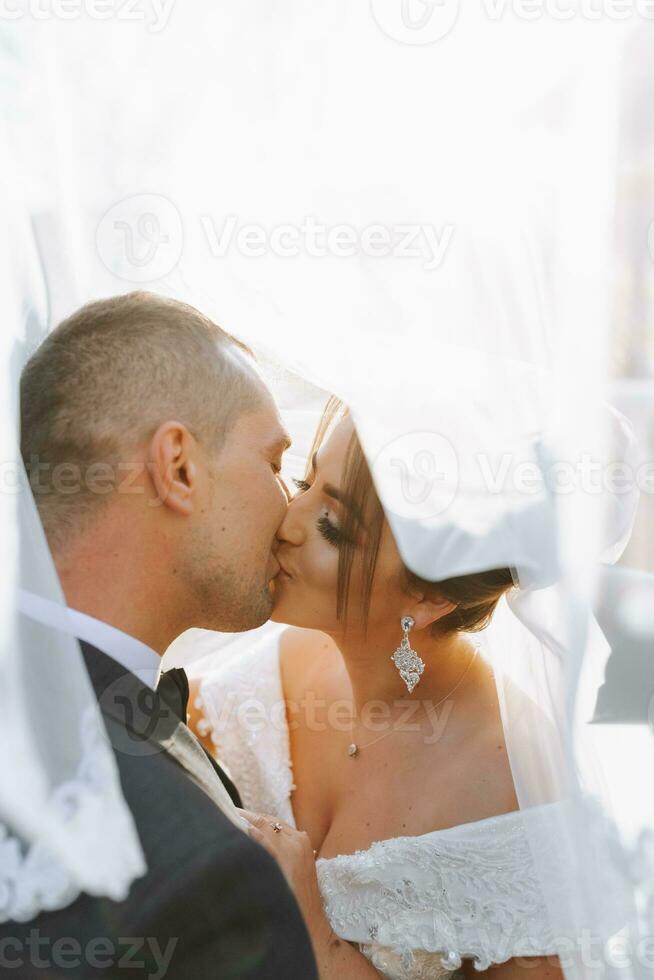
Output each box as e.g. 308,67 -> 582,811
4,6 -> 652,974
0,44 -> 146,921
207,231 -> 641,979
159,13 -> 641,978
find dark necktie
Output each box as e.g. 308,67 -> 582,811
155,665 -> 243,807
156,667 -> 189,722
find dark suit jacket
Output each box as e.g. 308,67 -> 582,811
0,642 -> 318,979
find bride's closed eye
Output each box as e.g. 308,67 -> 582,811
292,477 -> 346,548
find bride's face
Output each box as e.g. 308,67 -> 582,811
270,416 -> 410,640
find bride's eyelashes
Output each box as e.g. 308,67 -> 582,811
292,478 -> 345,548
316,513 -> 343,547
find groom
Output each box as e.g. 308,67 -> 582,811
8,291 -> 318,978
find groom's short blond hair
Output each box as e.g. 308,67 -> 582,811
21,291 -> 262,553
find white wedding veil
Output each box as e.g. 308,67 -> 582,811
5,5 -> 653,974
154,11 -> 644,978
195,220 -> 643,980
0,38 -> 145,921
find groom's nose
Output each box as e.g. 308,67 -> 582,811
274,495 -> 305,547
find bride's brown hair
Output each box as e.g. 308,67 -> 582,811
307,396 -> 516,637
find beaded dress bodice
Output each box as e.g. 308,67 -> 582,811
196,630 -> 560,980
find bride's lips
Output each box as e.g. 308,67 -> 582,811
275,557 -> 294,580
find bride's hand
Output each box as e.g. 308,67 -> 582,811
238,809 -> 325,923
238,809 -> 385,978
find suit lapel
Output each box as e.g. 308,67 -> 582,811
80,641 -> 246,829
158,721 -> 245,825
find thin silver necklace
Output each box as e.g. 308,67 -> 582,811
346,640 -> 481,759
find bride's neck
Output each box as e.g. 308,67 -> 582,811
328,627 -> 479,716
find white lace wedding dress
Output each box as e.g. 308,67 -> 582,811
195,628 -> 561,980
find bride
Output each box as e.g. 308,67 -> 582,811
189,397 -> 564,980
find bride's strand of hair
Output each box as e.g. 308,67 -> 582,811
349,640 -> 481,753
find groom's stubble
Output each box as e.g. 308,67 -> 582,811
177,520 -> 275,633
171,399 -> 291,635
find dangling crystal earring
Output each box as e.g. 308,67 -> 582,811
391,616 -> 425,694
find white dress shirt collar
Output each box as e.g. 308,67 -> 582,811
18,589 -> 162,691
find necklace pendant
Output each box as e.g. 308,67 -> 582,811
347,742 -> 360,758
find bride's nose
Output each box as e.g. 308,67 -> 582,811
275,494 -> 306,546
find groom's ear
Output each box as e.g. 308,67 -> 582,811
147,421 -> 197,516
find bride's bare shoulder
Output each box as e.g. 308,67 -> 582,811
278,627 -> 345,702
